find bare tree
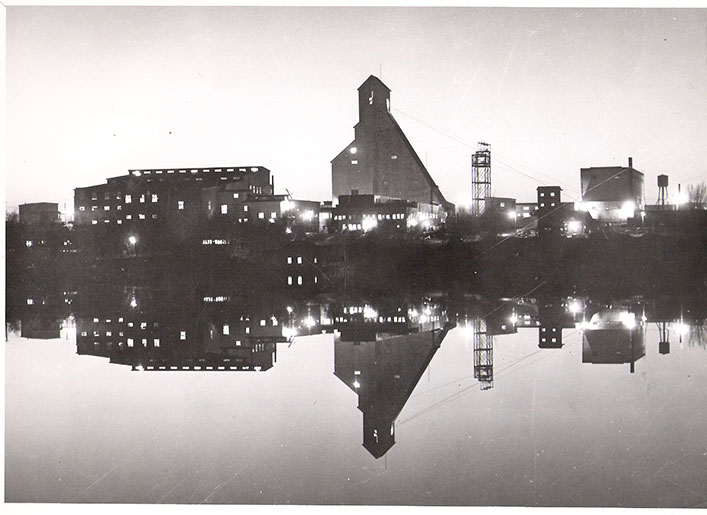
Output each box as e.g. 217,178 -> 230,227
6,210 -> 19,223
688,182 -> 706,208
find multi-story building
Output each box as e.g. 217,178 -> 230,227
19,202 -> 61,226
331,76 -> 455,215
579,157 -> 645,223
74,166 -> 275,241
330,194 -> 446,234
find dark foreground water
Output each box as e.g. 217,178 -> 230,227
6,289 -> 707,506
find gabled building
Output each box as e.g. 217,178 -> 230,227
331,76 -> 455,215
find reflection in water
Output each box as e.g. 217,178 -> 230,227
5,261 -> 707,466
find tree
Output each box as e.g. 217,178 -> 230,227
688,182 -> 706,208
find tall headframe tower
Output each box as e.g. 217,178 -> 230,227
472,317 -> 494,390
471,142 -> 491,216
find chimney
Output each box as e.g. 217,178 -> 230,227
628,157 -> 633,169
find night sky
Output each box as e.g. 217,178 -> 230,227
6,6 -> 707,213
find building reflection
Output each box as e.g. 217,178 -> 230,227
331,298 -> 454,458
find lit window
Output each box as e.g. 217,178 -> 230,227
550,192 -> 555,197
540,192 -> 545,197
92,220 -> 98,225
79,206 -> 85,211
270,212 -> 276,219
104,206 -> 110,211
243,205 -> 248,212
126,214 -> 132,220
180,331 -> 186,340
152,194 -> 158,202
91,206 -> 98,211
223,325 -> 230,335
140,195 -> 145,203
25,240 -> 33,247
260,320 -> 266,327
287,257 -> 292,264
125,195 -> 132,203
154,339 -> 160,347
288,276 -> 293,285
139,214 -> 145,219
297,257 -> 303,264
391,155 -> 398,160
26,298 -> 34,305
298,276 -> 303,285
500,202 -> 505,208
178,200 -> 184,210
351,160 -> 358,165
233,193 -> 240,199
540,203 -> 545,208
221,204 -> 228,214
258,212 -> 265,219
350,147 -> 357,154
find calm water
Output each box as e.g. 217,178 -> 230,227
5,281 -> 707,506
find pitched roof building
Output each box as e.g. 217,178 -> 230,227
331,76 -> 454,214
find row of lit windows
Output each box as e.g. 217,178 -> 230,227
286,256 -> 317,265
130,167 -> 260,176
287,275 -> 318,285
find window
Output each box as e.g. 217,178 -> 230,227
288,276 -> 293,285
297,257 -> 303,264
350,147 -> 357,154
126,214 -> 132,220
180,331 -> 186,340
391,155 -> 397,160
500,202 -> 505,208
243,205 -> 248,212
287,257 -> 292,264
91,206 -> 98,212
79,206 -> 85,211
351,160 -> 358,165
139,195 -> 145,203
258,212 -> 264,219
550,192 -> 555,197
152,194 -> 158,202
221,204 -> 228,214
270,212 -> 276,219
233,193 -> 239,199
125,195 -> 132,203
223,325 -> 230,335
297,276 -> 303,285
540,203 -> 545,208
104,205 -> 110,211
178,200 -> 184,210
139,214 -> 145,219
540,192 -> 545,197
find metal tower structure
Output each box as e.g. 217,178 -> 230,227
471,142 -> 491,216
472,317 -> 494,390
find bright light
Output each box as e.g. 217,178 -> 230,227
675,322 -> 690,336
282,326 -> 298,339
350,147 -> 357,154
675,191 -> 689,206
353,380 -> 361,388
422,220 -> 431,229
281,199 -> 293,212
362,216 -> 378,232
301,210 -> 314,221
303,317 -> 315,328
568,300 -> 582,315
620,312 -> 637,329
285,227 -> 292,234
130,297 -> 137,308
462,324 -> 474,337
507,210 -> 516,219
286,306 -> 294,313
135,365 -> 144,372
128,235 -> 137,245
407,216 -> 418,227
420,315 -> 429,324
509,314 -> 518,324
619,201 -> 636,219
363,305 -> 378,320
408,308 -> 419,318
567,220 -> 582,234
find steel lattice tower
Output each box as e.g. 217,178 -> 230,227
471,142 -> 491,216
472,317 -> 494,390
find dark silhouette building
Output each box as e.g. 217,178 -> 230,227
579,157 -> 645,222
331,76 -> 454,214
19,202 -> 61,226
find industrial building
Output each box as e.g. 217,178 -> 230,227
579,157 -> 645,223
330,194 -> 446,234
331,76 -> 455,216
19,202 -> 61,226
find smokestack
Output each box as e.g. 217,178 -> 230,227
628,157 -> 633,169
